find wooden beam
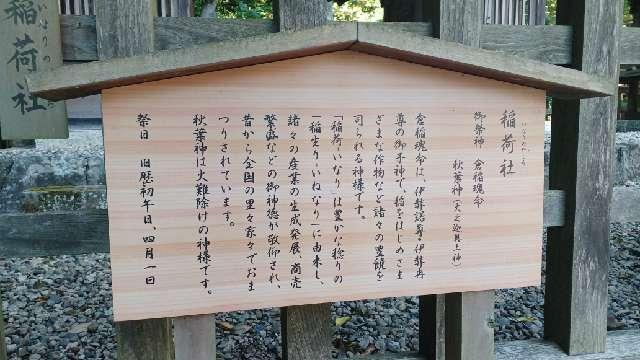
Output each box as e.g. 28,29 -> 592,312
430,1 -> 495,360
0,210 -> 110,257
94,0 -> 175,356
438,0 -> 483,46
444,292 -> 495,360
28,23 -> 358,101
354,23 -> 614,99
546,0 -> 622,355
57,17 -> 640,66
155,17 -> 276,50
173,315 -> 216,360
480,25 -> 572,64
116,319 -> 175,360
358,330 -> 640,359
0,189 -> 616,258
273,0 -> 332,32
95,0 -> 156,58
61,15 -> 98,61
274,2 -> 334,359
31,22 -> 614,101
281,304 -> 333,360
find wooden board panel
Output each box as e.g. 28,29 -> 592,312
0,0 -> 67,139
102,50 -> 545,321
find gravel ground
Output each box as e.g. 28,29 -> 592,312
1,225 -> 639,359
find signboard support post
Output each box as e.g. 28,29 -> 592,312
274,1 -> 334,359
94,0 -> 175,358
437,1 -> 497,360
546,0 -> 622,354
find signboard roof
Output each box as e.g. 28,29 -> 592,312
27,22 -> 615,102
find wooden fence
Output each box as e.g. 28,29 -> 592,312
2,0 -> 640,359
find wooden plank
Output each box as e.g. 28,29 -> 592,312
360,330 -> 640,359
480,25 -> 572,64
0,189 -> 575,259
116,319 -> 174,360
0,210 -> 110,258
444,291 -> 495,360
61,15 -> 98,61
273,0 -> 332,32
28,22 -> 358,101
439,0 -> 482,46
496,330 -> 640,359
95,0 -> 156,59
436,2 -> 494,359
101,50 -> 545,321
57,19 -> 640,66
94,0 -> 174,357
154,17 -> 276,50
281,304 -> 333,360
0,0 -> 68,139
354,23 -> 614,99
545,0 -> 622,355
274,2 -> 333,360
30,22 -> 615,102
173,315 -> 216,360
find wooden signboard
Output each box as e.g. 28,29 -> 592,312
102,50 -> 544,321
0,0 -> 67,140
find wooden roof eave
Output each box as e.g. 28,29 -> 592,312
27,22 -> 616,102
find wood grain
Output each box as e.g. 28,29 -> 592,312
173,315 -> 216,360
546,0 -> 622,355
30,23 -> 616,102
282,304 -> 333,360
116,319 -> 174,360
480,25 -> 573,64
95,0 -> 157,59
274,2 -> 335,360
359,329 -> 640,359
101,50 -> 545,321
274,0 -> 332,32
0,0 -> 68,140
94,0 -> 175,356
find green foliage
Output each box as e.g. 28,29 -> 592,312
194,0 -> 272,18
193,0 -> 382,20
546,0 -> 634,25
334,0 -> 382,21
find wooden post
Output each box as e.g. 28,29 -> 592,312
419,293 -> 445,360
546,0 -> 622,355
116,319 -> 174,360
430,1 -> 495,359
281,304 -> 333,360
95,0 -> 174,358
444,292 -> 494,360
95,0 -> 156,59
382,3 -> 447,359
273,1 -> 333,359
174,315 -> 216,360
273,0 -> 332,31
